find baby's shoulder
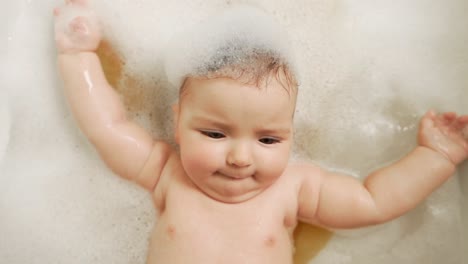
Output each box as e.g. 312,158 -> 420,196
284,160 -> 324,179
281,161 -> 325,196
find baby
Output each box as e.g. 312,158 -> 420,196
54,1 -> 468,263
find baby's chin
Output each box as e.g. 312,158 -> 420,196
208,189 -> 264,203
200,183 -> 267,204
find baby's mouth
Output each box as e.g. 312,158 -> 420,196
215,171 -> 252,180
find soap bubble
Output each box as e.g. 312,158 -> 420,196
163,5 -> 298,89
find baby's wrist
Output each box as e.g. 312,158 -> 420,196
418,145 -> 457,168
55,38 -> 101,54
58,49 -> 97,55
57,50 -> 100,65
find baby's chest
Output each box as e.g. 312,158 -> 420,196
151,212 -> 293,264
156,185 -> 295,251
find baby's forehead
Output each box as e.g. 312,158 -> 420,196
178,77 -> 297,125
179,77 -> 298,119
180,76 -> 296,98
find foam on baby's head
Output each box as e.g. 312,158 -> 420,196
163,5 -> 298,91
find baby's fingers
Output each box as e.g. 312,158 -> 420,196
454,115 -> 468,136
458,115 -> 468,123
55,0 -> 86,15
442,112 -> 457,124
68,0 -> 89,7
69,16 -> 91,35
53,1 -> 101,53
421,110 -> 436,127
431,111 -> 461,128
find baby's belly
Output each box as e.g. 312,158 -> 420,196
146,218 -> 294,264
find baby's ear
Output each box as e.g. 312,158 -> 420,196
172,103 -> 180,144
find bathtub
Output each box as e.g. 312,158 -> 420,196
2,0 -> 467,263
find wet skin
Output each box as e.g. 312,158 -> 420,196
54,1 -> 468,263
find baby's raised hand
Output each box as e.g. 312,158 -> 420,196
53,0 -> 101,54
418,110 -> 468,165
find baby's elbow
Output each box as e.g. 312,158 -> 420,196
358,198 -> 405,227
346,195 -> 389,228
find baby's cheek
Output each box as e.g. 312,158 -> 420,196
181,142 -> 221,172
181,149 -> 203,171
258,151 -> 289,181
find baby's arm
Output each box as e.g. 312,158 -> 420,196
297,111 -> 468,229
54,0 -> 170,190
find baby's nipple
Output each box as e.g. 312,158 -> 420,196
264,235 -> 276,248
166,224 -> 177,240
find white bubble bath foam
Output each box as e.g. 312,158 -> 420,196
2,0 -> 467,263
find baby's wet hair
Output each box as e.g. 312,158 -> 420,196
164,5 -> 299,95
179,46 -> 298,97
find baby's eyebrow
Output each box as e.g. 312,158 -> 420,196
191,116 -> 232,130
256,127 -> 291,136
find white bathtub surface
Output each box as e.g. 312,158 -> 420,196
0,92 -> 10,166
2,1 -> 467,264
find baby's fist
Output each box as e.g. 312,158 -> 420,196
54,0 -> 101,54
418,110 -> 468,165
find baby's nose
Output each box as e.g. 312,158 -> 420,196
227,142 -> 252,167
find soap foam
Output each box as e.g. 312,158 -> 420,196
0,86 -> 10,165
163,5 -> 297,89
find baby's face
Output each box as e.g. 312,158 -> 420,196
174,77 -> 296,203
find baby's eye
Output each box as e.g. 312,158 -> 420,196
259,137 -> 280,145
201,131 -> 225,139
